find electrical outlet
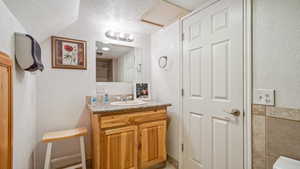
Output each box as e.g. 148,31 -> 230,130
254,89 -> 275,106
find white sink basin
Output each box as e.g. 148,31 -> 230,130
110,100 -> 147,106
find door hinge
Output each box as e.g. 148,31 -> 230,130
182,33 -> 185,41
181,143 -> 184,152
181,88 -> 184,96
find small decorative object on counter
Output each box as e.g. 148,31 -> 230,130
134,83 -> 151,100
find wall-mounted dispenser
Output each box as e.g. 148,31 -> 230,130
15,33 -> 44,72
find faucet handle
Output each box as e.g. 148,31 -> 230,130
126,95 -> 133,100
114,96 -> 122,101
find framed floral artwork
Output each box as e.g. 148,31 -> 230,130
51,36 -> 87,69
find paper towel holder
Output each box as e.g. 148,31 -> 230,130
15,33 -> 44,72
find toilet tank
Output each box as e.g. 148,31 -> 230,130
273,156 -> 300,169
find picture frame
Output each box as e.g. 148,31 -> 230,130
51,36 -> 87,69
134,83 -> 151,100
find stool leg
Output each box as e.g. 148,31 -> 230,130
44,142 -> 52,169
80,136 -> 87,169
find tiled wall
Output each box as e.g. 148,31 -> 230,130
252,104 -> 300,169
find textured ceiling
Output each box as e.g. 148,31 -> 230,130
3,0 -> 80,42
141,0 -> 189,27
3,0 -> 204,41
78,0 -> 162,34
165,0 -> 210,10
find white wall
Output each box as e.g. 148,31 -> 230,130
36,19 -> 151,168
96,82 -> 133,95
0,1 -> 37,169
253,0 -> 300,109
151,21 -> 180,160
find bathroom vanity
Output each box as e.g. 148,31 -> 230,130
89,102 -> 171,169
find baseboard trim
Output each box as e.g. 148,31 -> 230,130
167,155 -> 179,169
51,153 -> 92,169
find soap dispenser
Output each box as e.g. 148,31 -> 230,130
103,90 -> 109,104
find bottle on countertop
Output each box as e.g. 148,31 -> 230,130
103,90 -> 109,104
90,95 -> 97,106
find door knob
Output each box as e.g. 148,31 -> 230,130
224,109 -> 240,116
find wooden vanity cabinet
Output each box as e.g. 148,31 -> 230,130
91,107 -> 168,169
101,126 -> 138,169
139,120 -> 167,169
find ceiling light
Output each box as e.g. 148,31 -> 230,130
102,47 -> 110,51
105,30 -> 134,42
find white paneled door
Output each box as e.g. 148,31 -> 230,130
182,0 -> 244,169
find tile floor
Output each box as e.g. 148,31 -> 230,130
164,163 -> 176,169
84,163 -> 175,169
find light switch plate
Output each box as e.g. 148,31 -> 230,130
253,89 -> 275,106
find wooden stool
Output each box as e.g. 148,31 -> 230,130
42,128 -> 88,169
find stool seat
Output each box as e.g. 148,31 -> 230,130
42,127 -> 88,169
42,128 -> 87,143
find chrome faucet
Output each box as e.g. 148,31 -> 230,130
119,95 -> 133,102
115,95 -> 133,102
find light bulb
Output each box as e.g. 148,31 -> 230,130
108,31 -> 115,37
128,34 -> 134,41
102,47 -> 110,51
119,32 -> 125,39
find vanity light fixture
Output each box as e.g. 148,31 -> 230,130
128,34 -> 134,41
119,32 -> 125,39
102,47 -> 110,51
105,30 -> 134,42
108,31 -> 115,37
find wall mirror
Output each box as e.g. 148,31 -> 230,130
95,41 -> 144,82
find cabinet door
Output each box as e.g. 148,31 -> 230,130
0,52 -> 12,169
139,120 -> 167,169
101,126 -> 138,169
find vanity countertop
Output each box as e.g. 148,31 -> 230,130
88,101 -> 171,115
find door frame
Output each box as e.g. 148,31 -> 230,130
0,51 -> 13,169
178,0 -> 253,169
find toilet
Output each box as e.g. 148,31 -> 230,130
273,156 -> 300,169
